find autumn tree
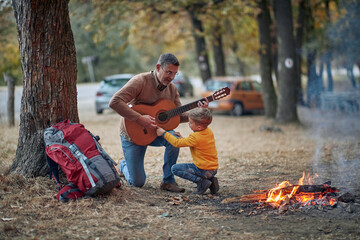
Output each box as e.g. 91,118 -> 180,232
185,2 -> 212,82
329,0 -> 360,88
11,0 -> 79,177
294,0 -> 306,105
256,0 -> 277,118
273,0 -> 299,123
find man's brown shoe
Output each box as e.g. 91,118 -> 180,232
160,182 -> 185,193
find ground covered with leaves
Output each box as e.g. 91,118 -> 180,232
1,102 -> 360,239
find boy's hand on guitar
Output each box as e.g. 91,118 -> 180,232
136,115 -> 157,129
197,97 -> 209,108
156,127 -> 166,136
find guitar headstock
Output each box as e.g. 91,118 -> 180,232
212,87 -> 230,100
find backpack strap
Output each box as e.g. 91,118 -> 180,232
57,183 -> 85,202
90,133 -> 120,179
45,152 -> 62,190
89,132 -> 117,166
68,144 -> 96,188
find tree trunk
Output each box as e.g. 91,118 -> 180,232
225,20 -> 246,76
306,50 -> 319,107
273,0 -> 299,123
326,53 -> 333,91
187,8 -> 212,83
346,64 -> 356,88
304,0 -> 320,107
324,0 -> 334,92
212,30 -> 226,76
256,0 -> 277,118
295,0 -> 306,105
270,18 -> 279,83
12,0 -> 79,177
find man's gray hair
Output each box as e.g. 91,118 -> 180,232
157,53 -> 180,68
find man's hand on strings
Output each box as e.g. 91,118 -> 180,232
137,115 -> 157,129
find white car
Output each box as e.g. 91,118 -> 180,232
95,74 -> 134,114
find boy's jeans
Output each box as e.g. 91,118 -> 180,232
171,163 -> 217,183
119,130 -> 179,187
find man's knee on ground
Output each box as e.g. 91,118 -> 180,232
128,178 -> 146,187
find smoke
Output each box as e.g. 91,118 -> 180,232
298,106 -> 360,193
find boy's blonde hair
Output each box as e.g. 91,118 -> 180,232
188,108 -> 212,127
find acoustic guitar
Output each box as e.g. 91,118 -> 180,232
125,87 -> 230,146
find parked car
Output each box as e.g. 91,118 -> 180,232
201,77 -> 264,116
172,71 -> 194,97
95,74 -> 134,114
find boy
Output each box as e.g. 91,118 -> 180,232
156,108 -> 219,194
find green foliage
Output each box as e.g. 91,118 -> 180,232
6,0 -> 350,86
0,4 -> 22,85
83,0 -> 262,77
327,0 -> 360,66
69,1 -> 146,82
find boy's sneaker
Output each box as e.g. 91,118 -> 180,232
209,177 -> 219,194
194,179 -> 212,195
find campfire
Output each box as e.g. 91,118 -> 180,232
222,172 -> 343,211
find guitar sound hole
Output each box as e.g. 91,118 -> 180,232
142,128 -> 148,135
157,112 -> 168,122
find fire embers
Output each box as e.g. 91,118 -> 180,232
222,172 -> 356,214
264,182 -> 339,209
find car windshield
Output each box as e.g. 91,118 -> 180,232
205,80 -> 232,91
104,78 -> 129,87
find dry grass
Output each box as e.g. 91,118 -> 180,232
1,104 -> 360,239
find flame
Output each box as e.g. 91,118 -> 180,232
264,172 -> 336,208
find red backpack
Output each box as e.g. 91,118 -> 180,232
44,119 -> 121,201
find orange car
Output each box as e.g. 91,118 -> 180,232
201,77 -> 264,116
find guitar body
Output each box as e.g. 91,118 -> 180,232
125,87 -> 230,146
125,99 -> 181,146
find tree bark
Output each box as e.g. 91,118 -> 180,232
306,50 -> 320,107
256,0 -> 277,118
270,17 -> 278,83
326,53 -> 333,91
346,64 -> 356,88
225,20 -> 246,76
295,0 -> 306,105
12,0 -> 79,177
212,30 -> 226,76
324,0 -> 334,92
187,6 -> 212,83
303,0 -> 320,107
273,0 -> 299,123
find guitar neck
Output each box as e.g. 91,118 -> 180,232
165,95 -> 214,118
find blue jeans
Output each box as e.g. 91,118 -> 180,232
120,131 -> 179,187
171,163 -> 217,183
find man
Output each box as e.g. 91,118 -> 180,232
109,53 -> 207,192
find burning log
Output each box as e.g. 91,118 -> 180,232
268,184 -> 338,197
222,173 -> 343,212
222,184 -> 338,204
